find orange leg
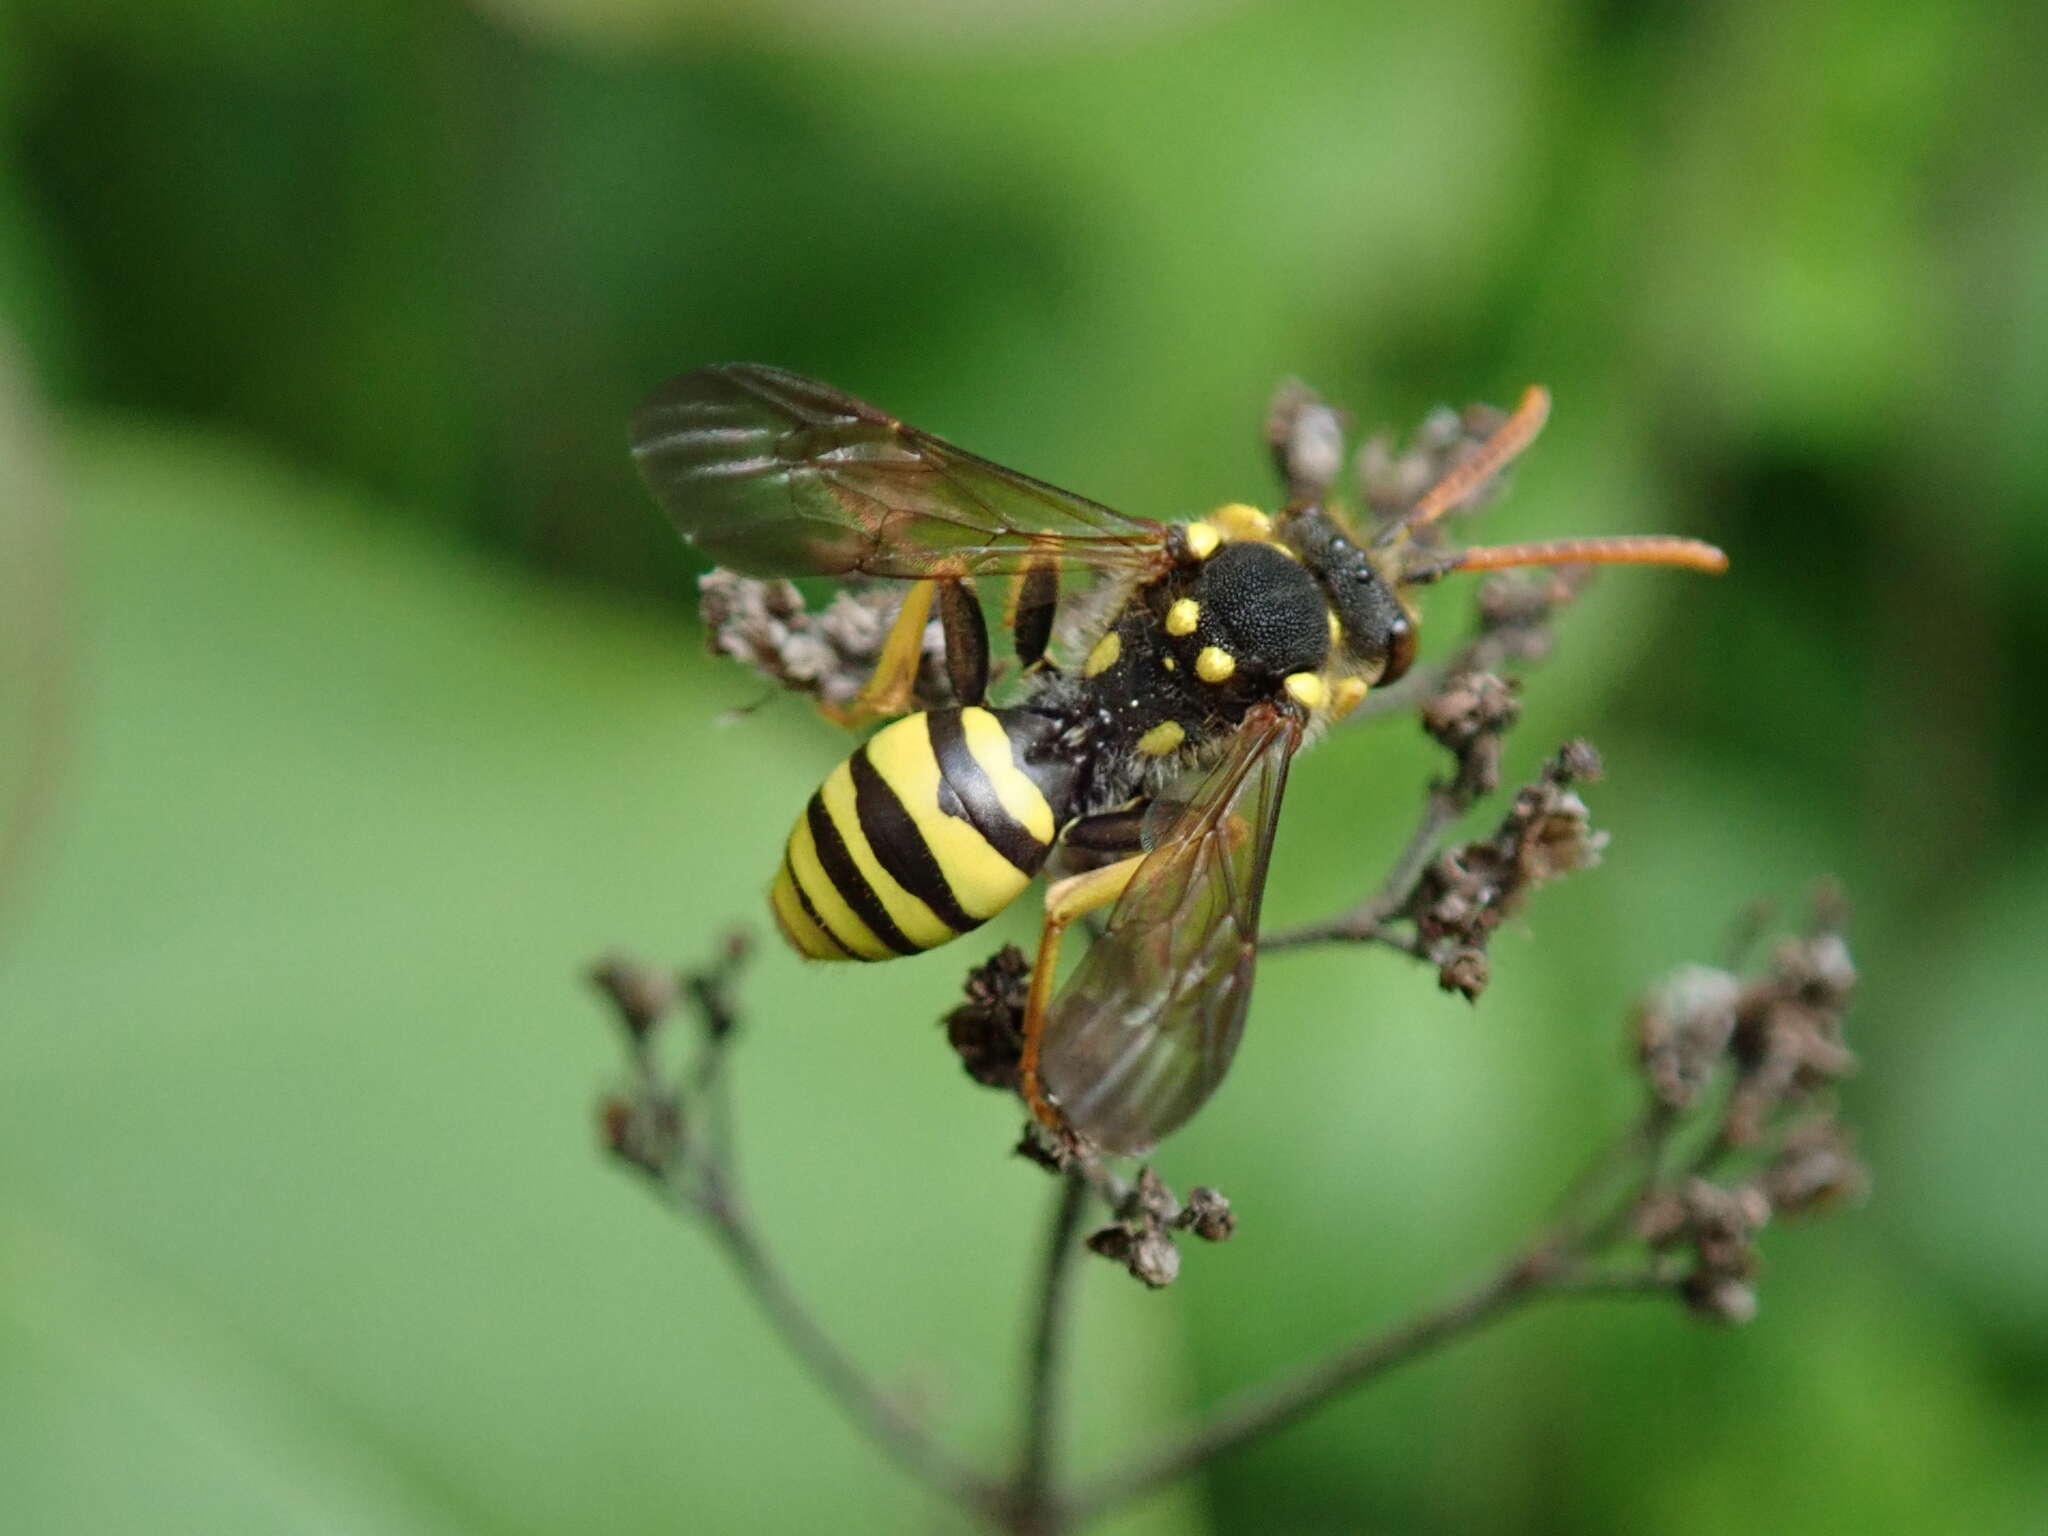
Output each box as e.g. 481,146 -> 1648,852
823,580 -> 936,727
1019,855 -> 1146,1136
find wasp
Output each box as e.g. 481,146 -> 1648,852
632,365 -> 1725,1154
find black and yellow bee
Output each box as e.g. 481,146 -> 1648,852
632,365 -> 1724,1154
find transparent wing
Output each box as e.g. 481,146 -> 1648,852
1037,706 -> 1303,1154
631,364 -> 1171,579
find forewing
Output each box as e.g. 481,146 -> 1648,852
631,364 -> 1170,580
1037,707 -> 1303,1154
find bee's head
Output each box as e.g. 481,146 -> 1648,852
1280,505 -> 1418,686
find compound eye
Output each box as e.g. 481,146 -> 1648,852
1380,616 -> 1418,684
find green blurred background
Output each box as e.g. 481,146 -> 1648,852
3,1 -> 2044,1531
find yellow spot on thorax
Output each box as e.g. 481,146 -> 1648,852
1284,672 -> 1327,709
1195,646 -> 1236,684
1137,719 -> 1186,756
1165,598 -> 1199,636
1183,522 -> 1221,560
1084,630 -> 1122,677
1210,503 -> 1272,541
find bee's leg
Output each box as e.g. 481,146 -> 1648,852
825,580 -> 938,727
1059,807 -> 1149,857
1019,852 -> 1147,1137
934,577 -> 989,705
1008,559 -> 1060,670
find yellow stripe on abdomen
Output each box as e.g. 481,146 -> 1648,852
864,709 -> 1047,921
958,709 -> 1057,844
818,760 -> 956,951
780,809 -> 894,961
767,707 -> 1063,963
770,861 -> 849,960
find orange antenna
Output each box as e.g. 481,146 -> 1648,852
1377,384 -> 1552,546
1407,534 -> 1729,584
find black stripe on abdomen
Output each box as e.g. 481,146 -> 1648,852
783,852 -> 854,959
805,793 -> 917,956
925,708 -> 1046,875
848,747 -> 978,935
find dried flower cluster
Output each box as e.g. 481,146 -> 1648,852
698,569 -> 949,715
1409,740 -> 1607,999
1080,1168 -> 1236,1290
1628,902 -> 1865,1322
1356,399 -> 1517,531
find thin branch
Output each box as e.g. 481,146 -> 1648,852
1262,785 -> 1457,952
597,952 -> 1002,1524
1066,1102 -> 1697,1527
1010,1172 -> 1091,1533
1071,1255 -> 1543,1521
685,1178 -> 998,1513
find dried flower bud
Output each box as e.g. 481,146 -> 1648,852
699,570 -> 950,712
1516,787 -> 1607,884
1779,931 -> 1858,1008
944,947 -> 1029,1092
1178,1187 -> 1237,1242
1086,1226 -> 1133,1264
1087,1223 -> 1181,1285
598,1094 -> 636,1155
1013,1128 -> 1066,1173
1423,673 -> 1520,753
1438,945 -> 1489,1000
1762,1118 -> 1868,1216
1682,1178 -> 1766,1250
1130,1166 -> 1180,1227
1410,743 -> 1610,999
1552,738 -> 1603,784
1127,1229 -> 1182,1289
1358,402 -> 1509,525
1635,1188 -> 1688,1247
599,1091 -> 684,1173
1422,671 -> 1520,800
590,955 -> 676,1041
1637,964 -> 1742,1109
1267,379 -> 1346,502
1683,1273 -> 1759,1325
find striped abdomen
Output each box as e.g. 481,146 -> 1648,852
771,707 -> 1077,962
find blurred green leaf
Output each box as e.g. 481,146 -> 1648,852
0,423 -> 1199,1533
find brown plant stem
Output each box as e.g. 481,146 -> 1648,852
1070,1181 -> 1679,1524
635,1164 -> 999,1516
1071,1258 -> 1545,1522
1010,1172 -> 1090,1534
1262,783 -> 1458,953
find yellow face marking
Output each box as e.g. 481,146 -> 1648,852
1328,610 -> 1343,645
1284,672 -> 1327,709
1183,522 -> 1221,560
1211,503 -> 1271,541
1195,646 -> 1236,684
1137,719 -> 1186,756
1165,598 -> 1199,636
1084,630 -> 1122,677
1330,676 -> 1369,720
